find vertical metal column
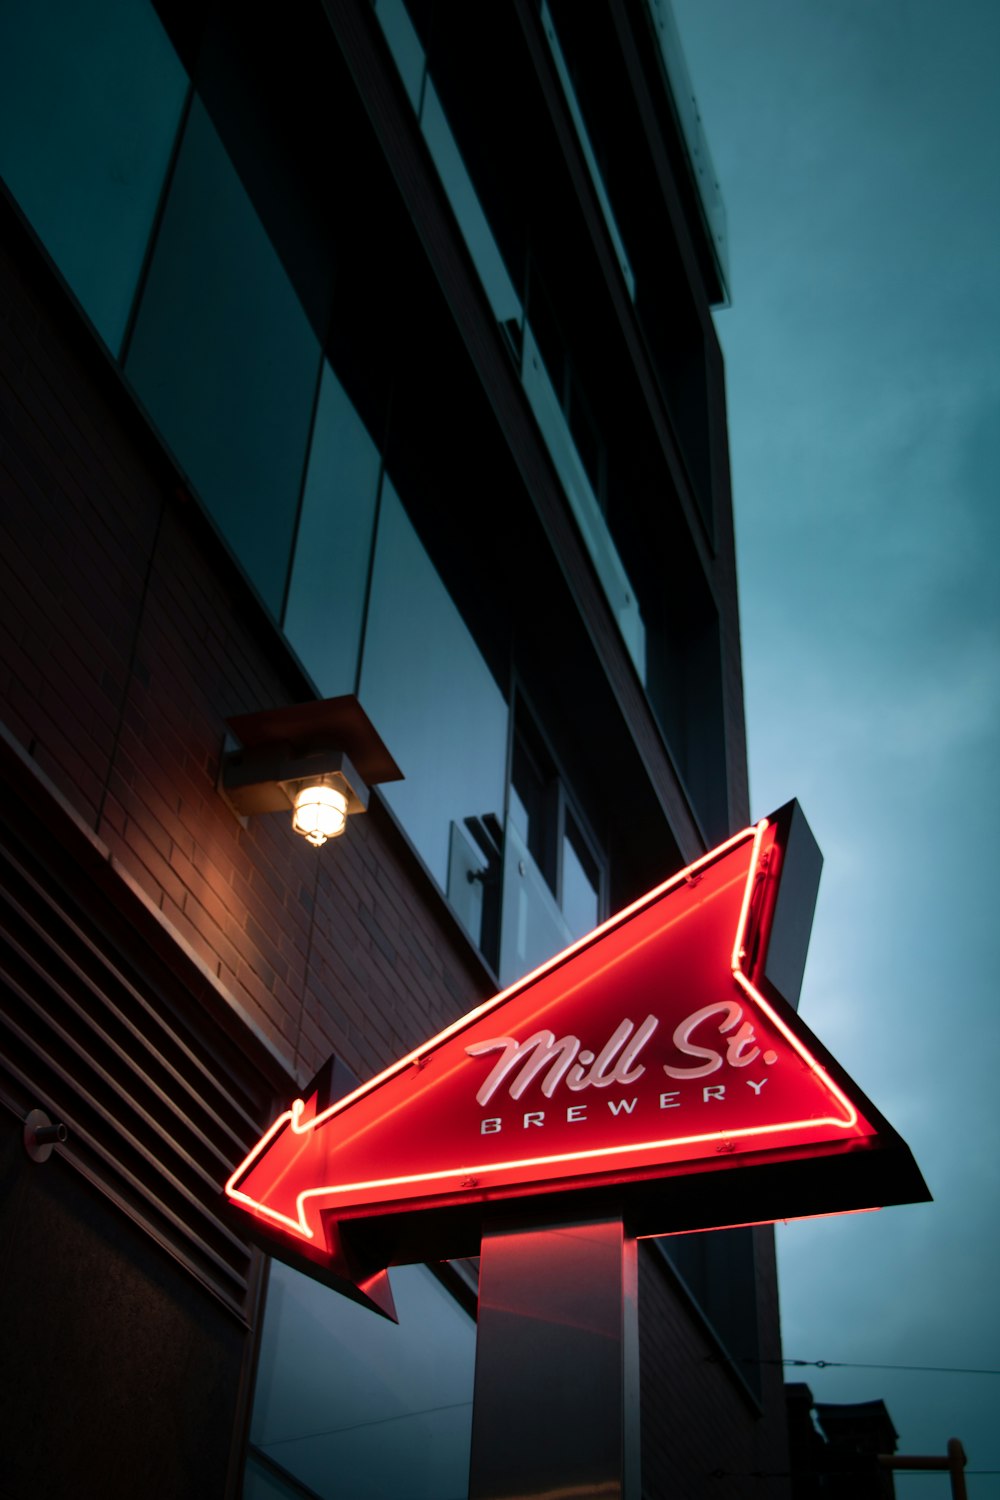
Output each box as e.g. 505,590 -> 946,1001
468,1217 -> 640,1500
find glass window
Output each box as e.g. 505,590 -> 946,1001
521,325 -> 645,680
124,95 -> 320,617
562,812 -> 601,941
372,4 -> 523,358
499,817 -> 573,985
538,0 -> 635,300
499,712 -> 605,984
510,730 -> 557,888
359,480 -> 508,899
420,80 -> 523,330
372,0 -> 426,114
283,362 -> 383,697
246,1260 -> 475,1500
447,813 -> 503,972
0,0 -> 187,353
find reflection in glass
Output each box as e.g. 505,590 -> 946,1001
283,362 -> 382,696
0,0 -> 187,352
359,481 -> 508,895
420,81 -> 523,331
509,729 -> 554,884
562,814 -> 601,941
539,1 -> 635,300
645,0 -> 729,299
503,718 -> 604,981
447,821 -> 487,949
372,0 -> 426,114
521,325 -> 646,680
373,0 -> 523,344
499,818 -> 573,986
125,96 -> 320,616
247,1260 -> 475,1500
447,816 -> 503,968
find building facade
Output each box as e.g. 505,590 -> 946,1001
0,1 -> 792,1495
786,1387 -> 900,1498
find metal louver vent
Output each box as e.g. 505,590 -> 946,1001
0,816 -> 286,1322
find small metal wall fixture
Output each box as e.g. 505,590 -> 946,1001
24,1109 -> 68,1163
220,695 -> 402,848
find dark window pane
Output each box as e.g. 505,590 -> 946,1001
242,1454 -> 303,1499
420,79 -> 522,327
359,480 -> 508,893
250,1260 -> 475,1500
372,0 -> 426,113
283,362 -> 382,696
0,0 -> 187,352
499,816 -> 572,985
562,813 -> 600,940
125,95 -> 319,616
510,730 -> 554,884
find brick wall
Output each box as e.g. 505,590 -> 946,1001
640,1240 -> 792,1499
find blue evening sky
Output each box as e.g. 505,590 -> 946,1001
671,1 -> 1000,1491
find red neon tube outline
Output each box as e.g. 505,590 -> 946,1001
226,820 -> 865,1243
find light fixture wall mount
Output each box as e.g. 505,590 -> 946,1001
219,696 -> 402,847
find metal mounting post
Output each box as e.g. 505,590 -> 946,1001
469,1217 -> 639,1500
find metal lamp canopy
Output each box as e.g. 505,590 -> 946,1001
220,695 -> 403,843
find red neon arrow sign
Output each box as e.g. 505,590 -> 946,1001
227,807 -> 929,1307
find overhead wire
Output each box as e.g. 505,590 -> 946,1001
718,1355 -> 1000,1376
779,1358 -> 1000,1376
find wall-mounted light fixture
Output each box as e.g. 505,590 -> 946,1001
291,780 -> 349,846
220,696 -> 402,848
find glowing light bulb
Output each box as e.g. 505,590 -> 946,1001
292,783 -> 348,846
